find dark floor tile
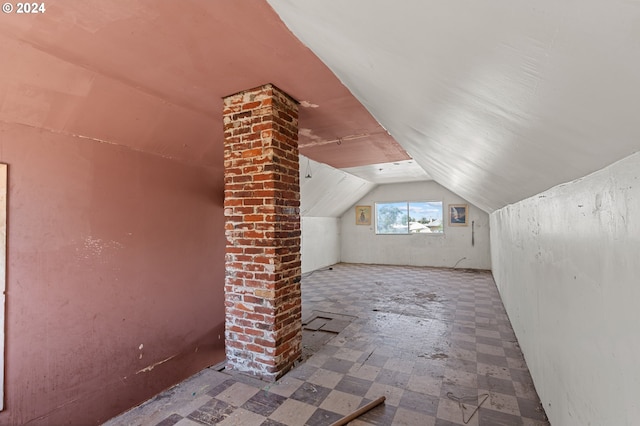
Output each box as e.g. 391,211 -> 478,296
504,347 -> 525,359
518,397 -> 548,421
476,335 -> 503,347
500,330 -> 517,341
375,368 -> 411,388
477,375 -> 516,396
456,304 -> 476,311
451,338 -> 476,351
477,352 -> 509,367
445,357 -> 477,374
398,389 -> 439,416
155,413 -> 183,426
290,383 -> 332,407
453,325 -> 476,336
335,375 -> 373,397
497,318 -> 513,326
205,379 -> 237,397
322,357 -> 354,374
315,343 -> 340,357
242,391 -> 287,416
304,407 -> 343,426
455,314 -> 475,323
435,419 -> 467,426
478,407 -> 524,425
188,398 -> 234,425
321,319 -> 352,333
260,419 -> 288,426
510,368 -> 535,385
502,340 -> 521,350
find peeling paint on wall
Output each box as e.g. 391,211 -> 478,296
299,101 -> 319,108
76,236 -> 125,261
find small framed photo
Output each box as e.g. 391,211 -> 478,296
355,205 -> 371,225
448,204 -> 468,226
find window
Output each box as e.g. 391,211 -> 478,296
375,201 -> 443,234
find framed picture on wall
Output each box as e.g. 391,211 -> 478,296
355,205 -> 371,225
448,204 -> 468,226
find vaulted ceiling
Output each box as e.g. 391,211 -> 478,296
2,0 -> 639,213
269,0 -> 640,212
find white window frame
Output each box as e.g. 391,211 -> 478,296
374,200 -> 444,235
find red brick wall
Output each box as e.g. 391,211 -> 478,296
223,84 -> 302,380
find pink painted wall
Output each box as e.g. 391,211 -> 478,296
0,122 -> 226,425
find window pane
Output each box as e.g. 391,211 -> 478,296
375,202 -> 408,234
408,201 -> 443,233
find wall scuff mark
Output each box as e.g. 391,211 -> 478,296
135,355 -> 176,375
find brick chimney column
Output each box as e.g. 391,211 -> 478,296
222,84 -> 301,381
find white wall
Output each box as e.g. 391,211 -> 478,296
491,152 -> 640,426
301,217 -> 340,274
299,156 -> 375,274
340,181 -> 491,269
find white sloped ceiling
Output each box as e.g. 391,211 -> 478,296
269,0 -> 640,212
299,156 -> 376,217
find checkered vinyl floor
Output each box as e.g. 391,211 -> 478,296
104,263 -> 549,426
